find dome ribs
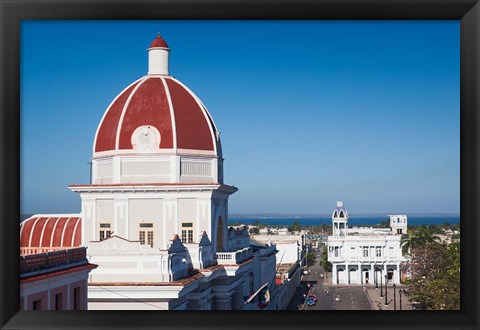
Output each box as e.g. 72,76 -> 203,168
29,217 -> 48,247
95,82 -> 140,153
41,217 -> 57,247
20,216 -> 82,251
165,78 -> 214,151
118,78 -> 173,150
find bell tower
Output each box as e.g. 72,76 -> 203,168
332,201 -> 348,236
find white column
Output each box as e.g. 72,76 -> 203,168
345,263 -> 350,284
332,264 -> 337,285
396,263 -> 400,284
371,264 -> 375,285
358,264 -> 362,284
383,265 -> 387,284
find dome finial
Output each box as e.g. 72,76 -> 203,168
148,33 -> 170,75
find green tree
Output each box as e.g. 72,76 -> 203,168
400,229 -> 420,256
377,220 -> 390,228
288,220 -> 302,233
253,220 -> 267,229
249,227 -> 259,235
401,227 -> 441,256
306,252 -> 315,266
404,242 -> 460,310
416,226 -> 441,245
320,246 -> 332,272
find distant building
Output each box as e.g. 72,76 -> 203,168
327,201 -> 406,285
277,227 -> 289,235
250,238 -> 302,309
253,234 -> 303,265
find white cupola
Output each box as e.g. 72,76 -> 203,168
148,33 -> 170,75
332,201 -> 349,236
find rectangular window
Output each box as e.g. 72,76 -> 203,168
73,287 -> 81,310
397,228 -> 402,234
139,231 -> 146,245
147,231 -> 154,247
363,247 -> 369,257
139,223 -> 154,247
55,293 -> 63,310
181,222 -> 194,243
98,223 -> 112,241
376,247 -> 382,257
32,299 -> 42,310
334,247 -> 339,257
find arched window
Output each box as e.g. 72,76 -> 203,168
387,268 -> 394,281
339,211 -> 345,218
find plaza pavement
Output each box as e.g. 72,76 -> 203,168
323,271 -> 414,310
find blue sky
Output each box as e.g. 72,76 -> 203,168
21,20 -> 460,215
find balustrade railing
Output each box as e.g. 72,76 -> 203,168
20,247 -> 87,273
215,247 -> 252,265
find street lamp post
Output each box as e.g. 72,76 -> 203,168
399,290 -> 403,310
393,284 -> 397,310
380,272 -> 383,297
384,275 -> 388,305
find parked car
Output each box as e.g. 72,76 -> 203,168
307,294 -> 317,302
305,297 -> 316,306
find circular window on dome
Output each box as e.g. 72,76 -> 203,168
131,125 -> 161,152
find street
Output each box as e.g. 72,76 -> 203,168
290,249 -> 372,311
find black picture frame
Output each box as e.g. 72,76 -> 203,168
1,1 -> 478,329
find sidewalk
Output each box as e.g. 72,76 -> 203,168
366,285 -> 413,310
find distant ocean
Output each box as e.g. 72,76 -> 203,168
228,216 -> 460,227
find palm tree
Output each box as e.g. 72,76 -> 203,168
416,227 -> 441,245
400,229 -> 419,256
401,227 -> 441,256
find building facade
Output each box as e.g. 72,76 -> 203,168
327,201 -> 406,285
20,247 -> 97,310
20,34 -> 279,310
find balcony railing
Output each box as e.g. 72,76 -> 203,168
328,256 -> 401,263
20,247 -> 87,273
215,247 -> 252,265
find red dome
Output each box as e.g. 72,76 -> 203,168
149,34 -> 169,48
94,76 -> 219,156
20,215 -> 82,254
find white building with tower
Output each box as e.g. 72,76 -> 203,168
327,201 -> 406,285
20,33 -> 278,310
